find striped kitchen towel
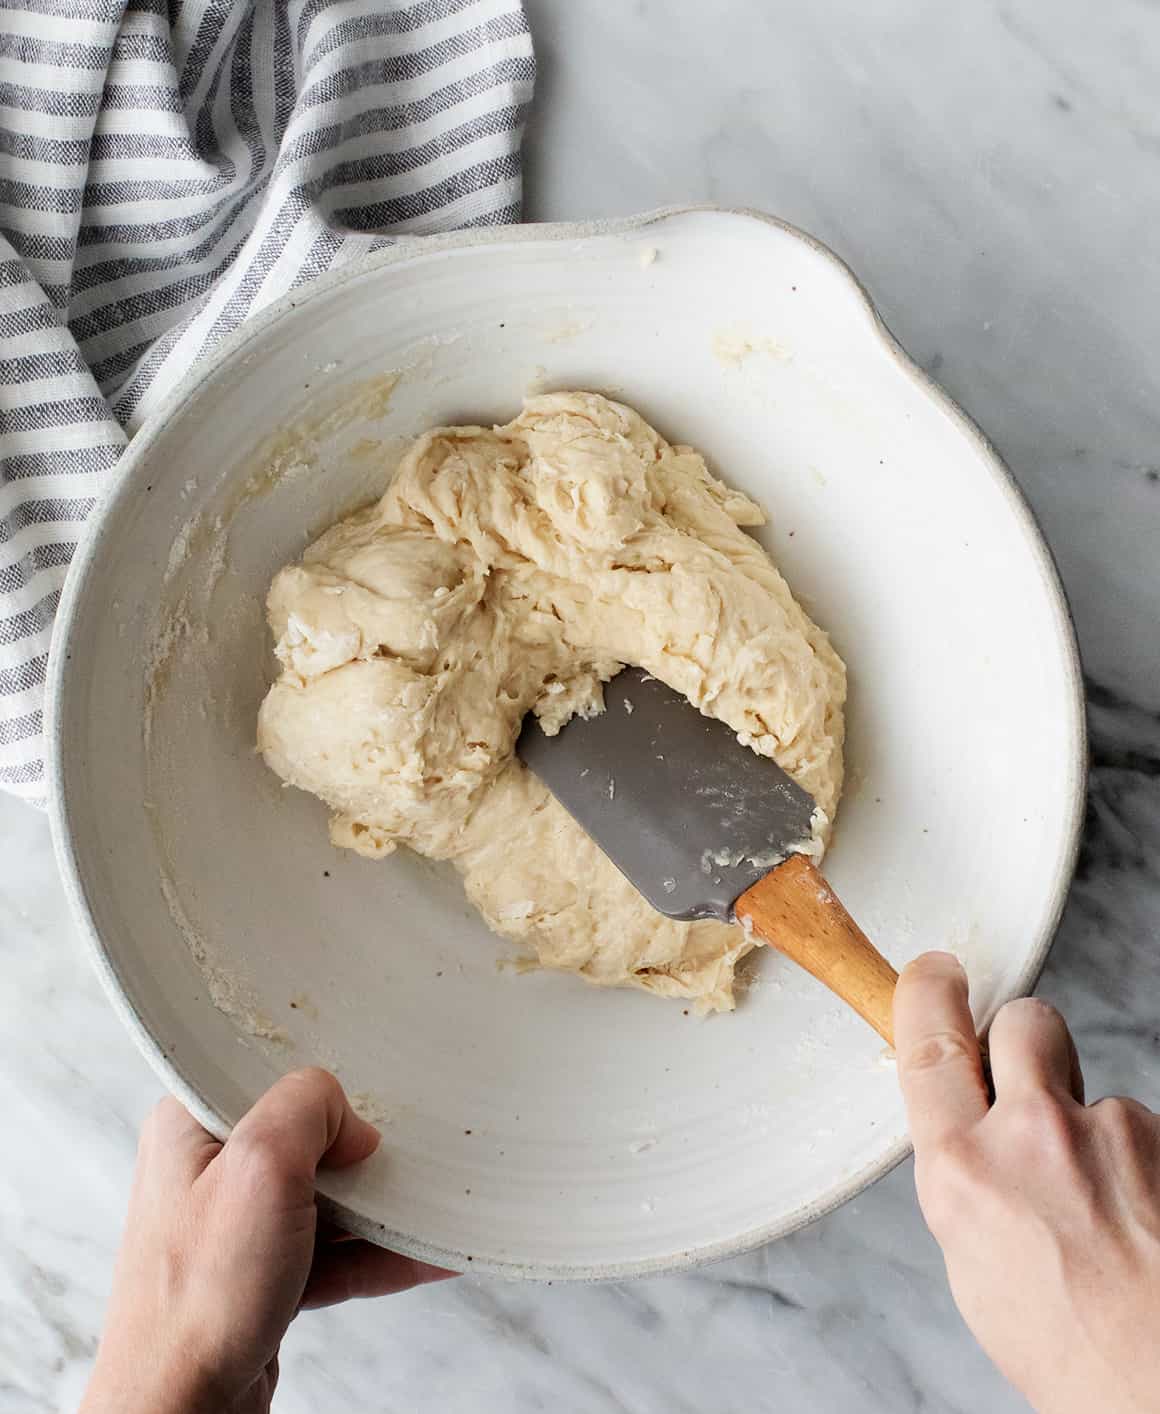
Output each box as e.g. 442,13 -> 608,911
0,0 -> 535,805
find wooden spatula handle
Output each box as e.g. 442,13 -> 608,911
734,854 -> 897,1045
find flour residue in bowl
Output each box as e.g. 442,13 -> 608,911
156,867 -> 288,1045
143,372 -> 406,1040
713,326 -> 791,368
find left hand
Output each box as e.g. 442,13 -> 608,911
80,1067 -> 452,1414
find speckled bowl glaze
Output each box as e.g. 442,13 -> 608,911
48,208 -> 1085,1279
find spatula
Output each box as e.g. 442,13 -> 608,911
517,667 -> 897,1042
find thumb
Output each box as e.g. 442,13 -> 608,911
226,1068 -> 381,1182
894,952 -> 990,1156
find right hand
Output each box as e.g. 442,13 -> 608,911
894,951 -> 1160,1414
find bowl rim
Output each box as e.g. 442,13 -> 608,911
46,204 -> 1088,1281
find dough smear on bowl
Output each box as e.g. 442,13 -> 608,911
258,391 -> 846,1012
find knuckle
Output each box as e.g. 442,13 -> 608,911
917,1187 -> 957,1242
154,1094 -> 187,1126
139,1096 -> 185,1147
1007,1092 -> 1074,1158
284,1065 -> 342,1098
900,1030 -> 977,1075
226,1123 -> 289,1188
225,1120 -> 315,1209
1094,1095 -> 1151,1143
916,1138 -> 980,1236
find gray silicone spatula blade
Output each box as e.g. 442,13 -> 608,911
517,665 -> 900,1046
516,666 -> 817,922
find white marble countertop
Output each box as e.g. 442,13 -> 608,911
4,2 -> 1159,1410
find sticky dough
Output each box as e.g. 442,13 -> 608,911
258,392 -> 846,1012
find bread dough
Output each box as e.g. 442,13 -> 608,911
258,392 -> 846,1011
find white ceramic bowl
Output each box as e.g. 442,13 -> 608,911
49,208 -> 1085,1279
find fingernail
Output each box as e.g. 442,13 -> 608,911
904,950 -> 966,979
929,951 -> 965,973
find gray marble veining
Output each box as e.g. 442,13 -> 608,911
3,1 -> 1158,1409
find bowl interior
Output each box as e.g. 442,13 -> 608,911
51,209 -> 1083,1278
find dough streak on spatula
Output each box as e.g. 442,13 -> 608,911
517,667 -> 898,1042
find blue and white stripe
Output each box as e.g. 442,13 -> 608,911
0,0 -> 534,803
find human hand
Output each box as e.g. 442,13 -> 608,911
80,1068 -> 452,1414
895,952 -> 1160,1414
